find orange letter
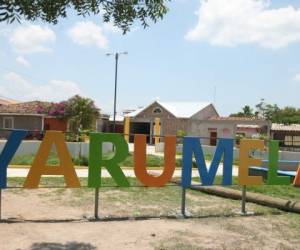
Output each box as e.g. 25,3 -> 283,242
24,131 -> 80,188
238,139 -> 263,185
134,134 -> 176,187
293,165 -> 300,187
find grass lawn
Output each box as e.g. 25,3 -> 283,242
8,175 -> 300,204
5,177 -> 279,218
10,152 -> 185,168
9,152 -> 220,168
193,176 -> 300,201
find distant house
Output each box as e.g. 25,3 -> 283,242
0,101 -> 68,139
236,124 -> 261,138
271,124 -> 300,150
195,117 -> 271,145
125,101 -> 218,143
118,100 -> 270,145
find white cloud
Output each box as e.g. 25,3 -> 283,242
185,0 -> 300,49
10,25 -> 56,54
0,72 -> 82,102
293,73 -> 300,81
68,21 -> 108,49
16,56 -> 31,68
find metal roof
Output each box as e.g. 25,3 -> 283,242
125,101 -> 212,118
272,123 -> 300,132
209,116 -> 266,121
109,114 -> 124,122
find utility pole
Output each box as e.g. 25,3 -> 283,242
106,52 -> 128,133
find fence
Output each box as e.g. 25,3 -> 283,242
0,130 -> 299,221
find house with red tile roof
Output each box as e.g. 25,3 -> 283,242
0,101 -> 68,139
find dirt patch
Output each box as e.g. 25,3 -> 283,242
1,178 -> 300,249
1,216 -> 299,250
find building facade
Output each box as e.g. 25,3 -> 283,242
0,101 -> 68,139
271,124 -> 300,151
125,101 -> 218,143
123,101 -> 270,145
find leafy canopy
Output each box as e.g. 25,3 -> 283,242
0,0 -> 169,33
64,95 -> 100,132
230,99 -> 300,124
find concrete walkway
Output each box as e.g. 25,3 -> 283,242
6,168 -> 197,178
7,143 -> 239,178
7,165 -> 239,178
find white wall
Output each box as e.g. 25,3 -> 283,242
188,121 -> 236,145
156,142 -> 300,162
0,140 -> 113,158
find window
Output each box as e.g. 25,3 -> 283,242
3,117 -> 14,129
153,107 -> 162,114
284,136 -> 293,146
294,136 -> 300,146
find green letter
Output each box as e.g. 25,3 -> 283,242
88,133 -> 130,187
267,140 -> 290,185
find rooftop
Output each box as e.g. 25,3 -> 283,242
0,101 -> 53,115
0,97 -> 19,106
272,123 -> 300,132
109,114 -> 124,122
209,116 -> 266,121
126,101 -> 213,118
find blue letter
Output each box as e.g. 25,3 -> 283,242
182,137 -> 233,187
0,130 -> 28,188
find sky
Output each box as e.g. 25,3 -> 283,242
1,0 -> 300,116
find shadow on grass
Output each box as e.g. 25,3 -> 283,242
28,242 -> 96,250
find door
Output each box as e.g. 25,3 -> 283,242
130,122 -> 151,143
210,131 -> 217,146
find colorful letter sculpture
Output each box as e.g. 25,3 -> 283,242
134,134 -> 176,187
238,139 -> 264,185
293,165 -> 300,187
182,137 -> 233,187
267,140 -> 290,185
88,133 -> 130,187
0,130 -> 28,188
23,131 -> 80,188
0,129 -> 299,189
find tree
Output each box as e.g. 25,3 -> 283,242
242,105 -> 253,117
65,95 -> 100,136
231,100 -> 300,124
276,107 -> 300,124
255,98 -> 267,118
230,105 -> 254,117
0,0 -> 169,33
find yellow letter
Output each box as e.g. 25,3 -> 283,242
124,117 -> 130,143
24,131 -> 80,188
238,139 -> 263,185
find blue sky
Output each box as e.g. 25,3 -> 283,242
1,0 -> 300,116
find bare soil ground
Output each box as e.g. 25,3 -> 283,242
0,178 -> 300,250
